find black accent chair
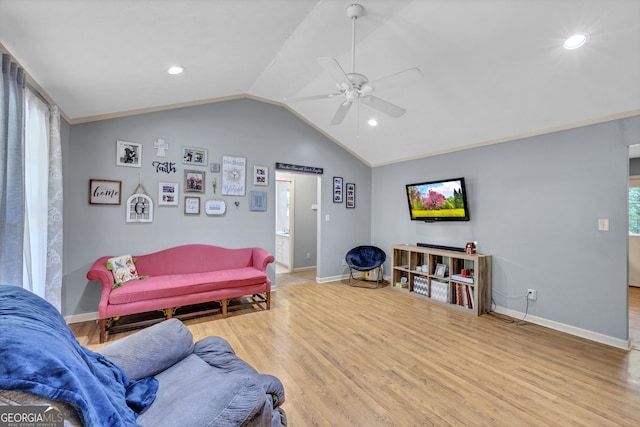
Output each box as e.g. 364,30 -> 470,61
345,245 -> 386,288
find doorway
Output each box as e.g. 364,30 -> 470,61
628,172 -> 640,349
275,179 -> 293,273
275,171 -> 319,286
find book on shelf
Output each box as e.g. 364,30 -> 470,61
451,274 -> 474,284
465,284 -> 473,309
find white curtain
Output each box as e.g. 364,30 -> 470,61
23,89 -> 63,310
46,105 -> 63,310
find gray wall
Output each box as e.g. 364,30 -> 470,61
276,171 -> 318,269
62,99 -> 371,316
61,95 -> 639,345
373,116 -> 640,341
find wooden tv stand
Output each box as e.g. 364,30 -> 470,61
391,244 -> 492,315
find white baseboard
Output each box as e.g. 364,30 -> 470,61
316,274 -> 348,283
493,305 -> 631,351
292,266 -> 316,272
316,273 -> 391,284
64,311 -> 98,324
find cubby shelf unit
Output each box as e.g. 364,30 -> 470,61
391,244 -> 492,316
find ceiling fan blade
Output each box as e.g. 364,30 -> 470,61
330,101 -> 353,125
361,95 -> 406,118
283,93 -> 342,103
368,67 -> 422,89
317,57 -> 352,88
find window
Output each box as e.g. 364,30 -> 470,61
629,177 -> 640,235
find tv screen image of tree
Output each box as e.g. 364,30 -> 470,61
405,177 -> 469,221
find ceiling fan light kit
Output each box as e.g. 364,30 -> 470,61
285,3 -> 421,126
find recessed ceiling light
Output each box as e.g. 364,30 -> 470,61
167,66 -> 184,75
563,33 -> 590,50
368,118 -> 378,127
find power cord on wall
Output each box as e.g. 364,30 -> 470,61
489,289 -> 531,324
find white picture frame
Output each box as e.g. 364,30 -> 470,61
182,146 -> 208,166
158,182 -> 179,206
116,140 -> 142,167
126,193 -> 153,223
253,165 -> 268,186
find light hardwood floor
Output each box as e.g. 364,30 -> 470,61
275,267 -> 317,287
71,283 -> 640,426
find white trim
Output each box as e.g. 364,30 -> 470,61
292,265 -> 316,272
316,273 -> 391,283
493,305 -> 631,351
316,274 -> 348,283
64,311 -> 99,324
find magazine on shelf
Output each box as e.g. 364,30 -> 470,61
451,274 -> 473,284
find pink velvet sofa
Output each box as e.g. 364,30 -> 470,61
87,244 -> 274,342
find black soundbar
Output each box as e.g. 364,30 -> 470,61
417,243 -> 466,252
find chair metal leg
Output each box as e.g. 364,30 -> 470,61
348,266 -> 382,289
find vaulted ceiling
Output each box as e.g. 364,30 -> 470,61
1,0 -> 638,166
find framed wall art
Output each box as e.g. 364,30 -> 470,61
253,165 -> 268,186
222,155 -> 246,196
184,196 -> 200,215
126,193 -> 153,223
204,199 -> 226,216
158,182 -> 179,206
116,140 -> 142,167
182,146 -> 208,166
333,177 -> 343,203
89,179 -> 121,205
250,191 -> 267,211
346,182 -> 356,208
184,169 -> 205,193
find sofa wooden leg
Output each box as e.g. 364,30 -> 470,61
162,307 -> 178,320
222,299 -> 228,318
266,291 -> 271,310
99,319 -> 107,344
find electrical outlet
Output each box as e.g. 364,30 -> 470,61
527,289 -> 537,301
306,252 -> 311,260
341,258 -> 347,266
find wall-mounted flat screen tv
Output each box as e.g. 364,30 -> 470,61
405,177 -> 470,222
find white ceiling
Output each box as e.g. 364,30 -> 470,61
1,0 -> 639,166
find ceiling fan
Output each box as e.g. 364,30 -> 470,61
284,3 -> 421,126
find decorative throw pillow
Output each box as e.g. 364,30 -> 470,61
106,255 -> 148,289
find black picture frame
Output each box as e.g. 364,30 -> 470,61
333,177 -> 343,203
346,183 -> 355,208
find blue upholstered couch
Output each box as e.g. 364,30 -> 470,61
0,285 -> 286,426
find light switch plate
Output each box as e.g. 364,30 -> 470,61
598,218 -> 609,231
